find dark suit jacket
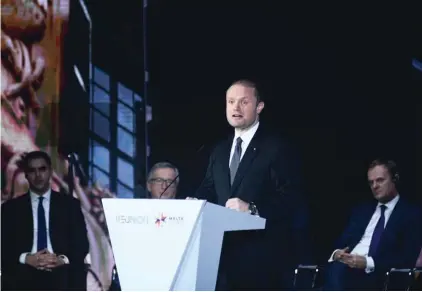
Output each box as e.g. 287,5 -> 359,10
1,191 -> 89,290
195,125 -> 310,289
334,197 -> 422,273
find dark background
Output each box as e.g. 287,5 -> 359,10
65,1 -> 422,264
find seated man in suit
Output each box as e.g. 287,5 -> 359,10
146,162 -> 179,199
107,162 -> 180,291
1,151 -> 89,290
324,159 -> 422,290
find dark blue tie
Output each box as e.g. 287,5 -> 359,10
368,204 -> 387,257
37,196 -> 47,251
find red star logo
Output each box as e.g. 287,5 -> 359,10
155,213 -> 167,227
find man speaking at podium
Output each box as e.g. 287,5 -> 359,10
194,80 -> 310,290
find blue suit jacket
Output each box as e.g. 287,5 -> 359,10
334,197 -> 422,272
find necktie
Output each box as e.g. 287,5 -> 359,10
230,137 -> 242,185
37,196 -> 47,251
368,204 -> 387,257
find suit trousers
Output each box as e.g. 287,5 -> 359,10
2,265 -> 69,291
324,261 -> 384,291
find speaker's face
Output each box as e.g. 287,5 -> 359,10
368,165 -> 398,203
226,84 -> 264,130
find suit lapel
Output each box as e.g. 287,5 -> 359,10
49,192 -> 60,248
230,131 -> 261,195
378,198 -> 404,252
384,199 -> 403,231
22,193 -> 34,250
351,203 -> 377,247
215,137 -> 232,204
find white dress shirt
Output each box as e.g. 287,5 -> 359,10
328,195 -> 400,273
229,121 -> 260,166
19,189 -> 69,264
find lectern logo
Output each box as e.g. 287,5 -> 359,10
155,213 -> 167,227
154,213 -> 184,227
116,215 -> 149,224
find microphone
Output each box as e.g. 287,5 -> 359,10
158,144 -> 205,199
158,174 -> 180,199
67,153 -> 88,188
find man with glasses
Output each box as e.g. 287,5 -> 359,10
108,162 -> 180,290
147,162 -> 179,199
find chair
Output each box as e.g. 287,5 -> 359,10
411,268 -> 422,291
384,268 -> 414,291
293,265 -> 321,290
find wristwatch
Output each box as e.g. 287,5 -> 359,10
248,202 -> 258,216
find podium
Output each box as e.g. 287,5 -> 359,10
102,199 -> 266,291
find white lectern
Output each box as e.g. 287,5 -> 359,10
102,199 -> 266,291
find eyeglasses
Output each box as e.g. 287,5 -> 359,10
149,178 -> 176,187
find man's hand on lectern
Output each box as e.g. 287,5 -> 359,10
225,197 -> 249,212
185,197 -> 198,200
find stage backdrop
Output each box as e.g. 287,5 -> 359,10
1,0 -> 115,290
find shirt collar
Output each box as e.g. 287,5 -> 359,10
30,189 -> 52,202
378,194 -> 400,210
234,121 -> 260,145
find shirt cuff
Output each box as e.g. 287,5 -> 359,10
328,249 -> 340,262
365,256 -> 375,273
58,254 -> 70,264
19,253 -> 30,264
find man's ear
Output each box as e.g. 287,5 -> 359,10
256,101 -> 264,114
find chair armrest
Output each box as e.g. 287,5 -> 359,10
384,268 -> 414,291
297,264 -> 319,270
294,264 -> 321,290
388,268 -> 413,273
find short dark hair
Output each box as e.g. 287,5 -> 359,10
21,151 -> 52,172
368,158 -> 399,183
230,79 -> 262,103
147,162 -> 179,184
